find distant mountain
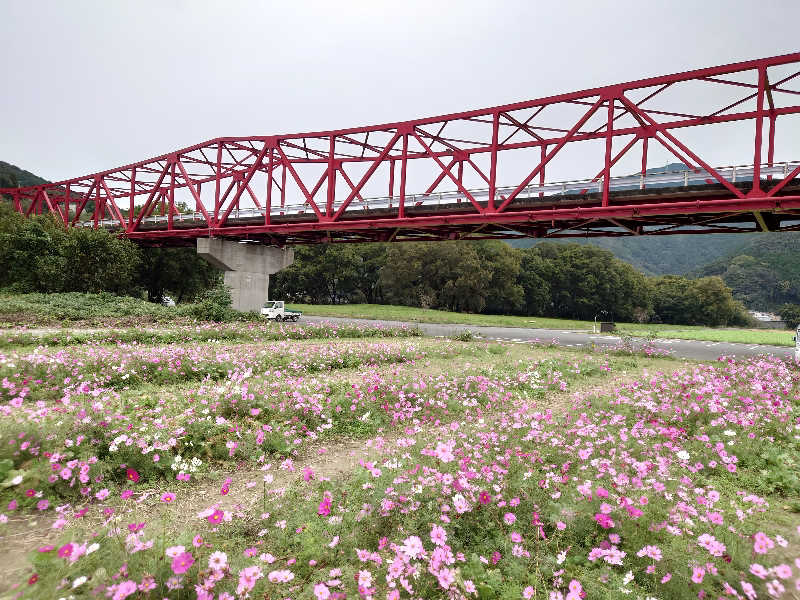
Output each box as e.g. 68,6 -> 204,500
0,161 -> 50,188
508,234 -> 754,275
508,162 -> 765,274
692,233 -> 800,309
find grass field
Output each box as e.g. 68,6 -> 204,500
292,303 -> 797,346
1,320 -> 798,599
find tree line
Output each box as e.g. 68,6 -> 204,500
0,204 -> 218,303
273,240 -> 750,326
1,203 -> 750,327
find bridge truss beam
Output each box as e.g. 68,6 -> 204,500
4,53 -> 800,245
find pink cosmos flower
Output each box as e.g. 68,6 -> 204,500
691,566 -> 705,584
171,551 -> 195,575
207,509 -> 224,524
266,569 -> 293,583
314,582 -> 331,599
111,580 -> 137,600
160,492 -> 176,504
430,525 -> 447,546
138,576 -> 156,592
594,513 -> 614,529
318,496 -> 332,516
400,535 -> 424,559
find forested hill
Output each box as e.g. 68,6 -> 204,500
507,162 -> 763,274
508,234 -> 754,275
692,233 -> 800,309
0,160 -> 50,188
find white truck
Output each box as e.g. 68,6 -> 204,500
795,325 -> 800,361
260,301 -> 302,322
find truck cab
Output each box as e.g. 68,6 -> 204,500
260,301 -> 302,322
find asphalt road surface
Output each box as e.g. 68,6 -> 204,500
304,315 -> 797,362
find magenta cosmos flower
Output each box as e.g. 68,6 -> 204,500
171,551 -> 195,575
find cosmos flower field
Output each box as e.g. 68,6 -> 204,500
0,321 -> 798,600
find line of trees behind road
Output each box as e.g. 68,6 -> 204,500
0,202 -> 749,327
272,240 -> 752,327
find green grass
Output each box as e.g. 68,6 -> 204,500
0,291 -> 176,322
291,303 -> 797,346
616,323 -> 795,346
1,293 -> 792,347
290,303 -> 591,330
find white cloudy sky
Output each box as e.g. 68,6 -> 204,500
2,0 -> 799,190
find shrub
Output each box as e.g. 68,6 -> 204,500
181,284 -> 233,322
779,303 -> 800,329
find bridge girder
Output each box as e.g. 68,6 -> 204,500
4,53 -> 800,244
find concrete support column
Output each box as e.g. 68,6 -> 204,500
197,238 -> 294,312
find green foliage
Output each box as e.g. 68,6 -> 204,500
272,243 -> 387,304
0,291 -> 177,324
519,243 -> 652,321
779,303 -> 800,329
180,284 -> 233,322
694,233 -> 800,309
138,247 -> 220,303
381,242 -> 492,312
276,240 -> 750,327
452,329 -> 476,341
651,275 -> 749,326
0,205 -> 141,294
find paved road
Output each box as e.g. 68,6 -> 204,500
305,315 -> 797,362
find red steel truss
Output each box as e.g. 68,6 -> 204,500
5,53 -> 800,245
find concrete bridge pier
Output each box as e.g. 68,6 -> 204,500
197,238 -> 294,312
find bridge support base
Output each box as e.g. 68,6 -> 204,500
197,238 -> 294,312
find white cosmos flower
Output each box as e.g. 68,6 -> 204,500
676,450 -> 690,461
208,550 -> 228,571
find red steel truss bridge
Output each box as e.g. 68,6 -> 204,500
5,53 -> 800,246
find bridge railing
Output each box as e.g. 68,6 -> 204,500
83,160 -> 799,229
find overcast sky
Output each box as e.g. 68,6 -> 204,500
2,0 -> 800,188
